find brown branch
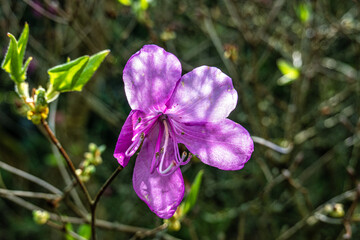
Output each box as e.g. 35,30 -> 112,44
22,0 -> 69,24
1,193 -> 176,238
90,166 -> 123,240
342,183 -> 360,239
41,119 -> 92,206
130,223 -> 168,240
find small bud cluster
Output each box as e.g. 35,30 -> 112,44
76,143 -> 105,182
164,208 -> 182,231
26,87 -> 49,124
32,210 -> 50,225
323,203 -> 345,218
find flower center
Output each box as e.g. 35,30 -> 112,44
125,113 -> 160,158
150,115 -> 192,176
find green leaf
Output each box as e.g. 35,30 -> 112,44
276,59 -> 300,85
1,23 -> 31,84
65,223 -> 75,240
48,56 -> 89,92
2,34 -> 21,82
77,224 -> 91,240
180,170 -> 204,216
297,2 -> 311,24
18,23 -> 29,63
72,50 -> 110,91
47,50 -> 109,97
118,0 -> 132,6
140,0 -> 149,10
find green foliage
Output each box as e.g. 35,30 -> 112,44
297,2 -> 312,24
46,50 -> 109,102
65,223 -> 75,240
77,224 -> 91,240
1,1 -> 360,240
180,169 -> 204,216
1,23 -> 32,84
276,59 -> 300,85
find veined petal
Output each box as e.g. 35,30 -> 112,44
133,124 -> 185,219
113,110 -> 145,167
166,66 -> 238,122
123,45 -> 182,113
174,119 -> 254,170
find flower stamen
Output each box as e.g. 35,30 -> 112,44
125,133 -> 144,157
158,120 -> 170,174
150,123 -> 164,174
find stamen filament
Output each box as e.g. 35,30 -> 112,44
158,162 -> 176,175
125,133 -> 144,157
158,120 -> 170,174
150,123 -> 163,173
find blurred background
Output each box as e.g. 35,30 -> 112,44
0,0 -> 359,239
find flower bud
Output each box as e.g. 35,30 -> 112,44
33,210 -> 50,225
84,165 -> 96,175
89,143 -> 97,153
93,156 -> 103,165
75,169 -> 83,176
324,203 -> 345,218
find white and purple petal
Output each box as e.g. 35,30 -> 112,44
113,110 -> 146,167
173,119 -> 254,170
166,66 -> 238,122
123,45 -> 182,113
132,123 -> 185,219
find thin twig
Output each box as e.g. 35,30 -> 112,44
0,188 -> 60,200
252,136 -> 293,154
48,100 -> 88,214
277,188 -> 357,240
0,160 -> 62,195
22,0 -> 69,24
47,220 -> 87,240
130,223 -> 168,240
90,166 -> 123,240
1,193 -> 176,238
41,119 -> 92,206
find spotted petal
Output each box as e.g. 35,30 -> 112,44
174,119 -> 253,170
132,123 -> 185,219
123,45 -> 182,113
113,110 -> 145,167
166,66 -> 238,122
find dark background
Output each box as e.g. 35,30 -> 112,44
0,0 -> 359,239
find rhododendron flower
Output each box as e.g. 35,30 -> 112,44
114,45 -> 254,218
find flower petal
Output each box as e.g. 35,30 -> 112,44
174,119 -> 254,170
133,123 -> 185,219
123,45 -> 182,113
166,66 -> 238,122
113,110 -> 145,167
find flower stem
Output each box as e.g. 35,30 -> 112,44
90,166 -> 123,240
41,119 -> 124,240
41,119 -> 92,206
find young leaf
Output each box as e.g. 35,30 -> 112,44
46,50 -> 109,101
17,23 -> 29,64
1,23 -> 31,84
48,56 -> 89,92
180,170 -> 204,216
72,50 -> 110,91
77,224 -> 91,240
2,34 -> 21,82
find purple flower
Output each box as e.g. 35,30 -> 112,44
114,45 -> 254,219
